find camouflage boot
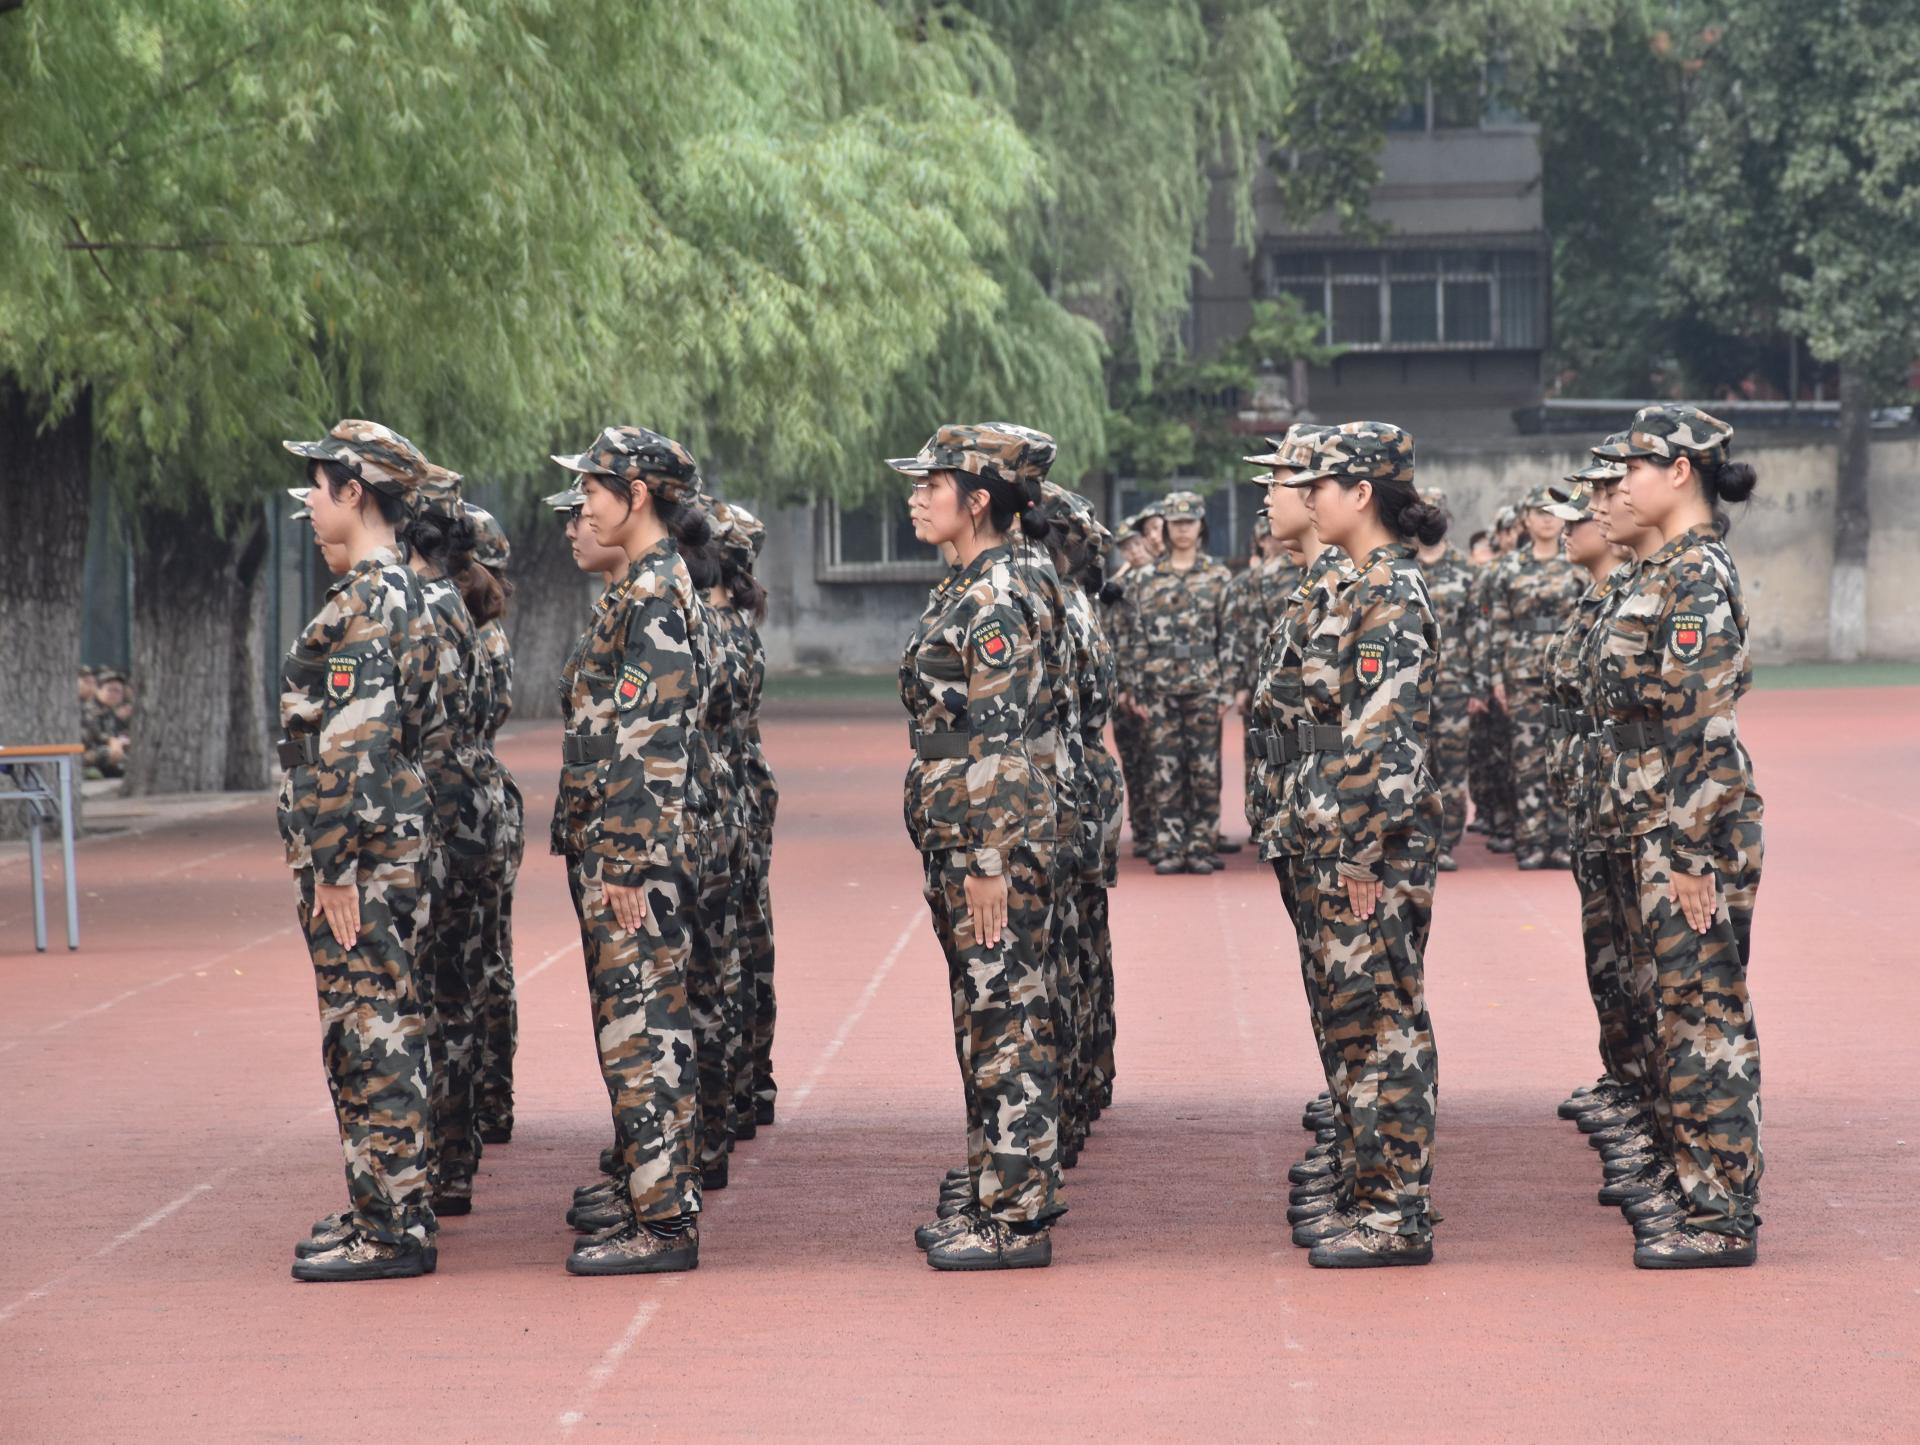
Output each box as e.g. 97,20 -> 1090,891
291,1231 -> 436,1282
1291,1206 -> 1362,1248
914,1208 -> 980,1252
925,1219 -> 1052,1272
1307,1224 -> 1433,1269
294,1212 -> 355,1259
566,1217 -> 699,1275
1633,1225 -> 1756,1270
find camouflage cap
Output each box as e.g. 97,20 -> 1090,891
1040,480 -> 1113,555
1543,483 -> 1594,523
980,421 -> 1058,483
1281,420 -> 1415,488
1158,490 -> 1207,522
712,499 -> 768,562
282,419 -> 428,499
1252,510 -> 1272,538
886,423 -> 1033,494
1494,504 -> 1520,530
1519,482 -> 1561,511
464,502 -> 510,568
1243,423 -> 1330,484
1132,498 -> 1166,521
542,484 -> 585,515
551,425 -> 703,504
417,462 -> 464,521
1591,405 -> 1733,462
286,485 -> 312,522
1418,486 -> 1447,509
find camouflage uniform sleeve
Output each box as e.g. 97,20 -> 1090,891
959,592 -> 1037,879
1335,570 -> 1433,881
1217,572 -> 1245,695
486,624 -> 515,730
1659,558 -> 1745,877
589,577 -> 695,887
307,576 -> 408,887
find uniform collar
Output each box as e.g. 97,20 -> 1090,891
1646,522 -> 1718,567
326,544 -> 402,597
1360,541 -> 1413,571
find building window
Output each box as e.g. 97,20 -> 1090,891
1263,247 -> 1545,352
817,492 -> 945,583
1379,70 -> 1532,134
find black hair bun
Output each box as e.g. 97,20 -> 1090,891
1098,580 -> 1125,606
1400,499 -> 1449,547
1712,460 -> 1758,504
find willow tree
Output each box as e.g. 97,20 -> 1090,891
0,1 -> 1068,777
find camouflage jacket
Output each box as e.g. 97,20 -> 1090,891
1116,555 -> 1232,701
720,605 -> 774,833
475,617 -> 524,864
1220,555 -> 1305,697
899,545 -> 1055,876
1061,577 -> 1121,880
689,592 -> 735,836
1467,556 -> 1504,697
276,546 -> 444,885
1012,545 -> 1074,800
1269,544 -> 1442,873
421,575 -> 497,875
1418,544 -> 1477,703
558,540 -> 703,884
1593,524 -> 1760,877
1545,573 -> 1619,849
552,578 -> 620,858
477,618 -> 514,733
1247,546 -> 1351,859
1490,546 -> 1586,685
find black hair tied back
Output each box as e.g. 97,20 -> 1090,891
1699,453 -> 1757,506
657,494 -> 713,550
1377,481 -> 1448,547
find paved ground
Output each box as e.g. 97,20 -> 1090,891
2,689 -> 1916,1442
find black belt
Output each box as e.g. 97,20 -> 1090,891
1551,707 -> 1595,736
1605,720 -> 1661,751
912,728 -> 970,761
1247,721 -> 1343,766
276,737 -> 317,769
562,734 -> 615,764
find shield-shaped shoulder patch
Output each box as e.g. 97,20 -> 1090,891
616,663 -> 646,710
1356,641 -> 1386,687
1669,613 -> 1706,662
325,655 -> 359,702
972,619 -> 1012,668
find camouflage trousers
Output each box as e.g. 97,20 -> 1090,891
296,860 -> 435,1248
1272,860 -> 1343,1127
923,844 -> 1063,1226
575,856 -> 703,1222
739,819 -> 778,1113
1048,834 -> 1084,1153
1081,883 -> 1117,1110
1113,706 -> 1156,849
1573,849 -> 1639,1090
689,820 -> 743,1170
476,779 -> 525,1136
1626,816 -> 1765,1236
1429,691 -> 1472,855
1290,858 -> 1438,1236
424,861 -> 489,1197
1505,679 -> 1566,859
1467,706 -> 1514,838
1142,691 -> 1221,864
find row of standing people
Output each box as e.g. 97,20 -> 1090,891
273,419 -> 777,1281
893,425 -> 1124,1271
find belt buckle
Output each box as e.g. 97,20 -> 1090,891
1295,719 -> 1316,755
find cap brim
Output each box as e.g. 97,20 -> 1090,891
1242,449 -> 1287,467
885,456 -> 935,476
286,486 -> 311,504
550,451 -> 606,476
289,508 -> 312,521
282,439 -> 335,462
1590,442 -> 1653,461
1281,468 -> 1336,488
541,486 -> 584,511
1543,501 -> 1589,521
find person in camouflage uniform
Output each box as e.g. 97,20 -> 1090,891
1587,406 -> 1765,1269
1105,522 -> 1159,857
1486,486 -> 1587,868
549,425 -> 711,1276
277,420 -> 444,1282
407,464 -> 497,1217
1414,489 -> 1475,869
464,504 -> 525,1147
1466,507 -> 1521,848
1115,491 -> 1232,874
1267,422 -> 1445,1269
1220,513 -> 1303,842
892,424 -> 1062,1272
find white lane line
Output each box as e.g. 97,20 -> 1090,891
0,795 -> 254,873
37,922 -> 296,1037
520,941 -> 576,985
782,906 -> 926,1119
554,1291 -> 674,1436
551,905 -> 926,1434
152,839 -> 257,880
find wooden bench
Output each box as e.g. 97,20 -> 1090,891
0,744 -> 82,952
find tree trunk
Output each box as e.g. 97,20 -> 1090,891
224,514 -> 272,790
1828,364 -> 1871,661
0,378 -> 92,839
125,496 -> 252,795
501,495 -> 585,722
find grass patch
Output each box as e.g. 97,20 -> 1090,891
1752,661 -> 1920,690
763,671 -> 899,703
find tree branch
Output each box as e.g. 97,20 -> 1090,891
62,231 -> 352,253
67,213 -> 168,349
102,33 -> 278,158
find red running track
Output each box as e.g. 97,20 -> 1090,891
1,690 -> 1916,1442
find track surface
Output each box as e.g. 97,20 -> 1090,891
2,690 -> 1916,1443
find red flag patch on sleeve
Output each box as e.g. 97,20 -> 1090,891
616,663 -> 646,710
972,618 -> 1013,668
1356,640 -> 1386,687
324,655 -> 359,702
1669,613 -> 1706,662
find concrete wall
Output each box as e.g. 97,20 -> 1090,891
758,434 -> 1920,671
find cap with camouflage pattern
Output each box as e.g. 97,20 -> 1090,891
464,503 -> 510,569
282,419 -> 428,500
417,462 -> 463,521
886,424 -> 1036,501
1040,480 -> 1113,555
980,421 -> 1058,484
1494,504 -> 1520,531
551,425 -> 703,504
286,485 -> 312,522
1519,482 -> 1561,511
1132,498 -> 1166,521
1243,423 -> 1331,484
1252,510 -> 1272,538
1158,490 -> 1207,522
1543,483 -> 1595,523
542,485 -> 584,515
1566,440 -> 1627,485
1281,420 -> 1415,489
1591,405 -> 1733,463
